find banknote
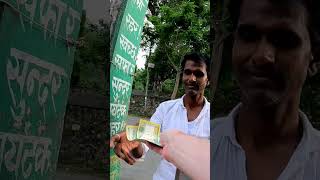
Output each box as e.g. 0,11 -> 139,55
137,119 -> 161,146
126,125 -> 138,141
125,119 -> 162,146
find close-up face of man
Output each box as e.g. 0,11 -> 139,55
182,60 -> 208,97
232,0 -> 313,106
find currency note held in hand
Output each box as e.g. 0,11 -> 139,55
125,119 -> 162,146
137,119 -> 161,146
126,125 -> 138,141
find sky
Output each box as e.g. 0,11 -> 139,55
136,49 -> 148,69
83,0 -> 108,23
136,15 -> 155,70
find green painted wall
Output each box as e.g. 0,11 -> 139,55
0,0 -> 83,179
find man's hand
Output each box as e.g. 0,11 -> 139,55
110,131 -> 143,165
145,130 -> 183,163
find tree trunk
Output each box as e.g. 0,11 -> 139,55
210,0 -> 232,122
210,0 -> 229,99
171,70 -> 181,100
210,31 -> 224,98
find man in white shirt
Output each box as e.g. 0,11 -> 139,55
110,52 -> 210,180
211,0 -> 320,180
144,1 -> 320,180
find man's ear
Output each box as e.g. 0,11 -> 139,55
308,54 -> 319,77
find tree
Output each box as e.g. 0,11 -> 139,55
132,69 -> 147,91
71,16 -> 109,95
210,0 -> 231,98
144,0 -> 210,99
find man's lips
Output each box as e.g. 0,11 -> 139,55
187,85 -> 198,90
250,75 -> 271,83
249,70 -> 270,77
238,66 -> 285,91
245,68 -> 276,80
242,69 -> 278,88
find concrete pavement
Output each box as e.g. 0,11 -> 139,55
120,150 -> 161,180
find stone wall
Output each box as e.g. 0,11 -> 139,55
129,91 -> 171,117
58,90 -> 107,172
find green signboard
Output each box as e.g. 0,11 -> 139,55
110,0 -> 149,179
0,0 -> 82,179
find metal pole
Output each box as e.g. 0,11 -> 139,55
144,41 -> 153,111
144,65 -> 149,110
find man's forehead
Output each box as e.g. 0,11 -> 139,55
184,60 -> 206,69
239,0 -> 308,30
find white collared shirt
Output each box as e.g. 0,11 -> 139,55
211,104 -> 320,180
143,95 -> 210,180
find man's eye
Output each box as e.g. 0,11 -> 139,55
237,26 -> 260,42
268,31 -> 301,49
194,71 -> 204,78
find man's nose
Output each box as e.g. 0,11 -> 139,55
251,37 -> 275,66
189,73 -> 197,82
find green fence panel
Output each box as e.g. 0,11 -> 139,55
0,0 -> 83,179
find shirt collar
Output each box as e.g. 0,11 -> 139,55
179,94 -> 210,109
223,103 -> 320,155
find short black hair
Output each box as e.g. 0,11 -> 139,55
228,0 -> 320,62
180,52 -> 210,74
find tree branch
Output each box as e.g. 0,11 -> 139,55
164,43 -> 179,71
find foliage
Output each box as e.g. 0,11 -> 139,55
133,69 -> 147,91
140,0 -> 210,97
149,0 -> 210,60
71,12 -> 108,95
301,75 -> 320,128
162,79 -> 175,94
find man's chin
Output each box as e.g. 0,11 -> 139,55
186,90 -> 198,97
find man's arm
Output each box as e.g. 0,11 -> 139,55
146,130 -> 210,180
